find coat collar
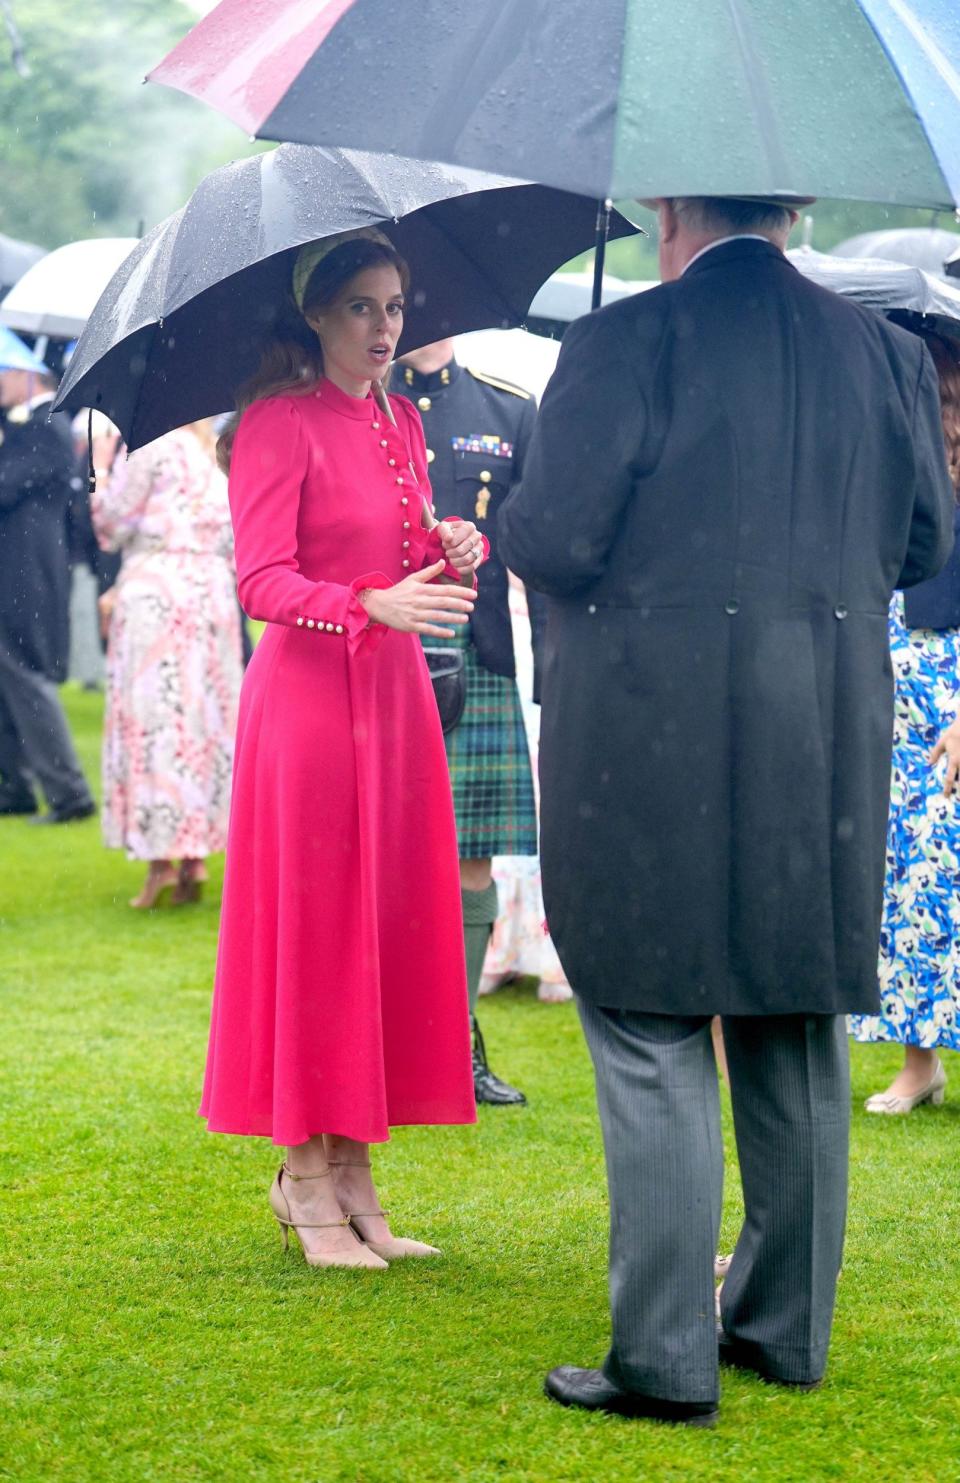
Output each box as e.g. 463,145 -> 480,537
681,236 -> 791,280
398,358 -> 462,397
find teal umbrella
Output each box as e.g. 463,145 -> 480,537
150,0 -> 960,209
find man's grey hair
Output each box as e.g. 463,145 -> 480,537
671,196 -> 793,239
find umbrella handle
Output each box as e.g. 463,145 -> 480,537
372,376 -> 397,426
591,199 -> 612,312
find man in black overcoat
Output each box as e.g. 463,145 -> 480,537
498,195 -> 954,1425
0,359 -> 96,822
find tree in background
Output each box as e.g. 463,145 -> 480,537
0,0 -> 261,248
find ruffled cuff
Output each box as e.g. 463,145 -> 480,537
422,519 -> 490,585
347,571 -> 393,654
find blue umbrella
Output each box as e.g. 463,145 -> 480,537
0,324 -> 48,374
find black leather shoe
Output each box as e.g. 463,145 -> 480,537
0,794 -> 38,816
545,1366 -> 718,1426
472,1015 -> 526,1106
30,800 -> 97,826
717,1329 -> 822,1390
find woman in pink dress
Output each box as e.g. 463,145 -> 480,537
202,229 -> 484,1270
92,421 -> 242,908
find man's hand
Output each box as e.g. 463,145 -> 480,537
361,560 -> 478,637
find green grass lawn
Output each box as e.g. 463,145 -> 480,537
1,686 -> 959,1483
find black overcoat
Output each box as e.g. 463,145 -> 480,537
498,239 -> 955,1016
0,396 -> 76,682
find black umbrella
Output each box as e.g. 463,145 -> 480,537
788,246 -> 960,342
832,227 -> 960,280
53,144 -> 635,450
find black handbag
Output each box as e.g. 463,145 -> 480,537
423,647 -> 467,733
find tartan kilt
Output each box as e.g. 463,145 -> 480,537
425,630 -> 537,859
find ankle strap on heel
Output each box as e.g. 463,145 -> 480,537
281,1160 -> 333,1181
325,1159 -> 371,1168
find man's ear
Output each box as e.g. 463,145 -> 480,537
657,199 -> 678,243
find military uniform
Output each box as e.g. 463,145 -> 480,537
397,355 -> 541,1106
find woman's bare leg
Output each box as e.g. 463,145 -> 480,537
881,1044 -> 940,1099
324,1134 -> 393,1244
282,1134 -> 368,1259
711,1017 -> 730,1089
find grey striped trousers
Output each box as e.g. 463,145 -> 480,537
577,1001 -> 850,1402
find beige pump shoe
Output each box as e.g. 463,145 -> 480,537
269,1163 -> 388,1270
865,1059 -> 947,1115
327,1159 -> 441,1261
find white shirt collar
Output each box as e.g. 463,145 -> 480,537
24,390 -> 55,412
682,234 -> 777,275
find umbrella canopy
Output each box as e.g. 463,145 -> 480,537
0,325 -> 50,374
832,227 -> 960,278
149,0 -> 960,209
0,238 -> 138,339
788,245 -> 960,341
53,144 -> 634,450
0,233 -> 45,295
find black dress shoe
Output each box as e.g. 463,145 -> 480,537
0,794 -> 38,816
545,1366 -> 718,1427
717,1329 -> 822,1390
30,800 -> 97,826
471,1015 -> 526,1106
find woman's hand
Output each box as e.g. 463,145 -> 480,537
97,587 -> 117,642
436,519 -> 485,575
361,560 -> 478,637
930,720 -> 960,796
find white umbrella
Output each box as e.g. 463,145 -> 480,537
0,233 -> 46,294
0,237 -> 138,339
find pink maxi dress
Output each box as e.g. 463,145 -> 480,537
200,378 -> 477,1146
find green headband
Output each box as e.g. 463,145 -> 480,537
292,227 -> 394,312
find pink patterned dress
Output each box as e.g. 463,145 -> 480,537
93,428 -> 243,861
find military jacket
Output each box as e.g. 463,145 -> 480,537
395,357 -> 544,689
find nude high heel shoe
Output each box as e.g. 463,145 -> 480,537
129,864 -> 179,910
327,1159 -> 441,1261
269,1164 -> 388,1270
865,1059 -> 947,1115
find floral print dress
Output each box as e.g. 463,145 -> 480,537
850,593 -> 960,1051
92,428 -> 243,861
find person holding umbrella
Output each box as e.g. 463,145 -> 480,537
499,195 -> 954,1422
202,228 -> 486,1270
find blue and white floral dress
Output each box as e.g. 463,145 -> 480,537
850,594 -> 960,1051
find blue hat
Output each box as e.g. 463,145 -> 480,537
0,325 -> 49,374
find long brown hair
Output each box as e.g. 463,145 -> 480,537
217,237 -> 410,472
919,329 -> 960,495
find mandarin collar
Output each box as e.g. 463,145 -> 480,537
313,376 -> 379,420
398,358 -> 461,397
